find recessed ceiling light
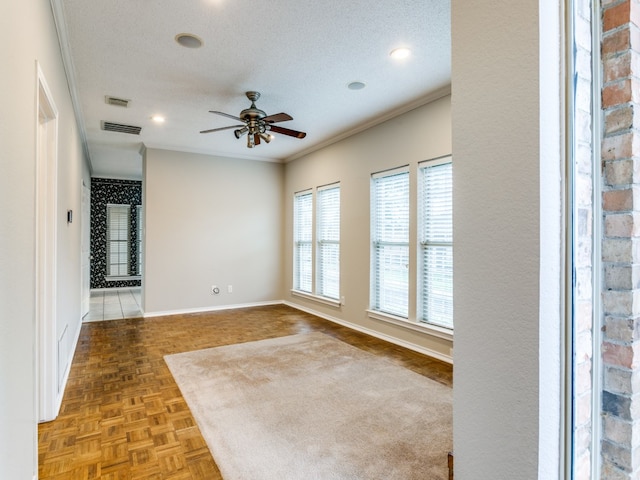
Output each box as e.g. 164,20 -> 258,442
347,81 -> 366,90
151,115 -> 165,123
390,47 -> 411,60
175,33 -> 203,49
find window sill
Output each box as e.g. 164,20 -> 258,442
367,309 -> 453,341
105,275 -> 141,282
291,289 -> 341,308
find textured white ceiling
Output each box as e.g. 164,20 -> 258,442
53,0 -> 451,179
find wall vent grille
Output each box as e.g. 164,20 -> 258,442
105,96 -> 130,107
101,121 -> 142,135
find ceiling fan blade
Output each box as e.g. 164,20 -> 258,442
200,124 -> 244,134
262,112 -> 293,123
268,125 -> 307,139
209,110 -> 244,122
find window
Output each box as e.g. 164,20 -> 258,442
136,205 -> 143,276
106,204 -> 130,276
293,191 -> 313,292
371,167 -> 410,318
419,158 -> 453,328
292,184 -> 341,304
316,184 -> 340,299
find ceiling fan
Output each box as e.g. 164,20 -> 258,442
200,91 -> 306,148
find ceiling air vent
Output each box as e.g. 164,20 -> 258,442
105,96 -> 130,108
101,121 -> 142,135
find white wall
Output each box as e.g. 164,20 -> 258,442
56,117 -> 89,397
452,1 -> 562,478
143,148 -> 284,315
0,0 -> 89,478
283,95 -> 453,359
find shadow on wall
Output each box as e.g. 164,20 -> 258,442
90,178 -> 142,289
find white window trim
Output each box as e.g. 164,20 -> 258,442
418,155 -> 453,329
367,309 -> 453,341
316,182 -> 341,301
136,205 -> 143,276
105,275 -> 142,282
106,203 -> 131,277
420,155 -> 451,169
293,184 -> 341,303
370,165 -> 410,318
293,189 -> 313,293
291,289 -> 341,307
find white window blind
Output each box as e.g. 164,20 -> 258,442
419,159 -> 453,328
317,184 -> 340,299
371,168 -> 409,318
106,204 -> 130,276
136,205 -> 143,276
293,191 -> 313,292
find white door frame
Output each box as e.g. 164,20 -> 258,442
81,181 -> 91,318
35,62 -> 59,422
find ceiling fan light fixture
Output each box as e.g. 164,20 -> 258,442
259,132 -> 273,143
234,126 -> 248,138
175,33 -> 203,49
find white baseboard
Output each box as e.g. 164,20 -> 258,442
57,320 -> 82,412
143,300 -> 282,318
283,301 -> 453,364
45,318 -> 83,421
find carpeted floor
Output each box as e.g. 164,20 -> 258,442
165,332 -> 452,480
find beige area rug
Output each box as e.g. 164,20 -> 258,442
164,332 -> 452,480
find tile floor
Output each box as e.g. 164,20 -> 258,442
84,287 -> 142,322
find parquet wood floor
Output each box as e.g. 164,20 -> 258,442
38,304 -> 453,479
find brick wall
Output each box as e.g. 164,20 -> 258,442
600,1 -> 640,477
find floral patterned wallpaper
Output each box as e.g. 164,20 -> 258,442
90,178 -> 142,289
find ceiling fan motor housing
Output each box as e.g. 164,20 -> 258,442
240,92 -> 266,121
240,106 -> 266,121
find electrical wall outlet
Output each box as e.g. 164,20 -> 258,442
227,285 -> 233,293
211,285 -> 220,295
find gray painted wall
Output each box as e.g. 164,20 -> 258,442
283,95 -> 453,360
452,1 -> 563,478
142,148 -> 284,314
